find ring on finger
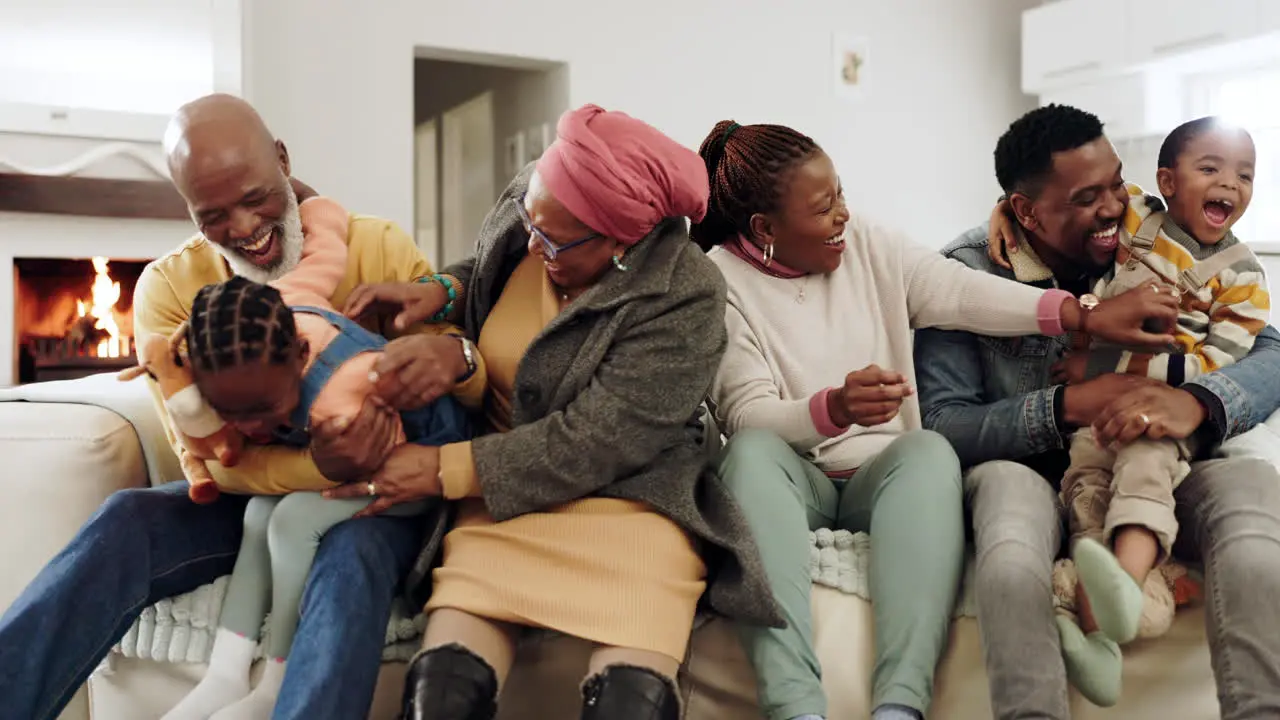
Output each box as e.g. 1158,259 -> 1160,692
1138,413 -> 1151,426
366,481 -> 377,497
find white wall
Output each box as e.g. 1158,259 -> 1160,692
0,0 -> 216,115
242,0 -> 1039,250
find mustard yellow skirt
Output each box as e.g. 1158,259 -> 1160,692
426,497 -> 706,662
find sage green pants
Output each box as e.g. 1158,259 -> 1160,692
219,493 -> 426,659
718,429 -> 964,720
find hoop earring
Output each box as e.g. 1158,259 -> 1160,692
762,242 -> 775,267
612,255 -> 629,272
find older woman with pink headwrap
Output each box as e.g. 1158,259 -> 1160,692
340,104 -> 781,719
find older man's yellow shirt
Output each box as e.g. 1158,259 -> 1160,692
132,214 -> 484,494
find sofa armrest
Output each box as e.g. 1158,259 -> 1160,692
0,399 -> 149,615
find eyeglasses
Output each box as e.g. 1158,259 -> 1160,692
512,197 -> 602,261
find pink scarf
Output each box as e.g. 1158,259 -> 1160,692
535,104 -> 708,245
722,235 -> 806,279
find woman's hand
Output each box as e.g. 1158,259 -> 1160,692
1092,385 -> 1208,446
323,443 -> 442,517
343,281 -> 448,331
987,196 -> 1018,271
371,334 -> 468,411
828,364 -> 915,428
310,396 -> 399,483
1060,285 -> 1180,348
1050,352 -> 1090,385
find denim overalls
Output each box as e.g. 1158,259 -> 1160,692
273,305 -> 470,449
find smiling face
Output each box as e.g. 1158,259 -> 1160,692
1157,127 -> 1255,245
749,151 -> 850,275
1011,137 -> 1130,271
165,95 -> 304,283
524,171 -> 619,293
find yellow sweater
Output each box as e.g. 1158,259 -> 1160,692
132,214 -> 486,494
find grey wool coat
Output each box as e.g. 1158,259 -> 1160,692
403,166 -> 784,629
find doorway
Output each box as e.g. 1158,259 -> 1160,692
413,55 -> 569,267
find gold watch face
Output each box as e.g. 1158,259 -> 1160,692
1079,293 -> 1101,310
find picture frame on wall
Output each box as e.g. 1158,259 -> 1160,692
832,33 -> 869,102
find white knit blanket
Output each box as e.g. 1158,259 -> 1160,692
808,529 -> 980,618
112,530 -> 978,665
112,576 -> 426,664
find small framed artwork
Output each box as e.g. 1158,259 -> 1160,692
832,33 -> 869,101
504,132 -> 526,177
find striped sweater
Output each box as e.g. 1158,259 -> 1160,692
1087,186 -> 1270,384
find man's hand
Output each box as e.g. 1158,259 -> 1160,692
1092,385 -> 1208,446
323,444 -> 443,518
371,334 -> 467,411
1064,284 -> 1180,348
1050,352 -> 1090,385
310,396 -> 399,483
1062,374 -> 1164,428
344,281 -> 449,332
828,364 -> 915,428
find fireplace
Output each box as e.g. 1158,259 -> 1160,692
14,257 -> 149,384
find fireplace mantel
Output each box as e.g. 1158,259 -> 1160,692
0,173 -> 187,220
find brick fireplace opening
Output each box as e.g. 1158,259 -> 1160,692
14,257 -> 149,384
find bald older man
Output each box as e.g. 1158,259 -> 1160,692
0,94 -> 484,720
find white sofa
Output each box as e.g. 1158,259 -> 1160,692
3,373 -> 1265,720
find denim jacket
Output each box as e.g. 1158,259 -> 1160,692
914,223 -> 1280,469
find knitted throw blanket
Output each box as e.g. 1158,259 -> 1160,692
809,529 -> 980,618
112,576 -> 426,664
113,530 -> 978,666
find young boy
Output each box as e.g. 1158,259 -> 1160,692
1056,117 -> 1269,705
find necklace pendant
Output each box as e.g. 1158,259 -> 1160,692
795,288 -> 806,304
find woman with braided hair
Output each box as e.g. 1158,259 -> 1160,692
335,104 -> 781,720
696,121 -> 1182,720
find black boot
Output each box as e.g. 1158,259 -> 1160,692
580,665 -> 680,720
400,644 -> 498,720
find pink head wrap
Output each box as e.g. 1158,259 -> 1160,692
535,104 -> 709,245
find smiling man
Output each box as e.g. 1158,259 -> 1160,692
914,104 -> 1280,720
0,93 -> 483,720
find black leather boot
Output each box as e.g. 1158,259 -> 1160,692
400,644 -> 498,720
579,665 -> 680,720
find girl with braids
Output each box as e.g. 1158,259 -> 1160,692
334,104 -> 780,720
695,121 -> 1182,720
163,197 -> 471,720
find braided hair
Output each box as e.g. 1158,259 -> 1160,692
690,121 -> 821,252
182,275 -> 297,374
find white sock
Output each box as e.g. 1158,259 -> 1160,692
162,629 -> 255,720
210,658 -> 287,720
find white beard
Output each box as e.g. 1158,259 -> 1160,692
211,183 -> 305,284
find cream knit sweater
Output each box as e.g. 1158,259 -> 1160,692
709,213 -> 1050,473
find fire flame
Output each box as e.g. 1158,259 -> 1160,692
75,256 -> 125,358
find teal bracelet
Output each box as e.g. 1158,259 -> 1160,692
415,274 -> 457,322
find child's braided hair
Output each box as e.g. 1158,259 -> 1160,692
179,276 -> 297,373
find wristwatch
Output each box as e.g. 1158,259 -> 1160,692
1078,293 -> 1100,334
455,336 -> 478,382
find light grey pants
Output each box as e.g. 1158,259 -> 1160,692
968,456 -> 1280,720
219,493 -> 426,660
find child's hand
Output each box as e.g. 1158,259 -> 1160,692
987,196 -> 1018,271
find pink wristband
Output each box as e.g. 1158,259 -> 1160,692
810,388 -> 847,438
1036,289 -> 1073,336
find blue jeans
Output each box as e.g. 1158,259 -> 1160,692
0,480 -> 424,720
